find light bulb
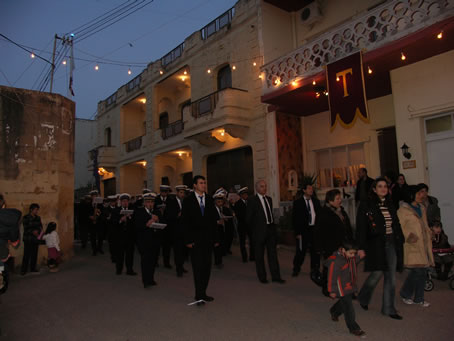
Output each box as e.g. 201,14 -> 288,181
159,70 -> 163,75
291,81 -> 297,86
181,76 -> 186,81
30,53 -> 35,59
253,62 -> 257,66
312,80 -> 316,85
368,66 -> 372,74
128,68 -> 132,75
232,65 -> 236,70
184,70 -> 187,75
95,64 -> 99,71
315,92 -> 320,98
437,31 -> 443,39
62,60 -> 67,65
401,52 -> 406,61
336,76 -> 340,82
207,69 -> 211,74
324,91 -> 328,96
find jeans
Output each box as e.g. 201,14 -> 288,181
330,294 -> 360,332
358,240 -> 397,315
400,268 -> 427,303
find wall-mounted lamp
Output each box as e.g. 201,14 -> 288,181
401,143 -> 412,159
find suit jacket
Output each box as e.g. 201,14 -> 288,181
246,194 -> 276,243
292,196 -> 321,236
181,192 -> 219,246
164,196 -> 184,237
134,206 -> 162,244
111,206 -> 135,240
355,176 -> 374,202
234,199 -> 248,230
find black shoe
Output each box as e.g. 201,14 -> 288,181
111,258 -> 115,263
351,293 -> 357,300
389,314 -> 403,320
330,311 -> 339,322
21,271 -> 26,276
164,264 -> 172,269
196,301 -> 205,306
144,282 -> 156,289
292,271 -> 299,277
350,329 -> 366,337
182,268 -> 188,273
177,272 -> 183,277
203,295 -> 214,302
322,289 -> 330,297
126,271 -> 137,276
360,304 -> 368,311
259,279 -> 269,284
272,279 -> 286,284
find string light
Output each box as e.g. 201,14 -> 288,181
184,70 -> 187,75
30,52 -> 35,59
181,76 -> 186,81
94,64 -> 99,71
312,80 -> 316,85
368,66 -> 372,74
62,60 -> 67,65
159,70 -> 164,75
207,69 -> 211,74
401,52 -> 406,61
259,74 -> 263,79
437,31 -> 443,39
324,90 -> 328,96
291,80 -> 297,86
336,76 -> 340,82
253,62 -> 257,66
232,65 -> 236,70
315,92 -> 320,98
128,68 -> 132,75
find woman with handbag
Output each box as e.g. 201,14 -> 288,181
356,178 -> 404,320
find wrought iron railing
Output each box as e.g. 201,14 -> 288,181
124,136 -> 143,153
161,42 -> 185,66
201,7 -> 235,40
162,120 -> 184,139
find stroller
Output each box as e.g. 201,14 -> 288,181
425,246 -> 454,291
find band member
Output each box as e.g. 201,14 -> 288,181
88,190 -> 104,256
111,193 -> 137,276
104,195 -> 118,263
165,185 -> 188,277
292,184 -> 321,281
135,192 -> 162,288
181,176 -> 219,305
234,187 -> 254,262
213,190 -> 227,269
247,180 -> 285,284
155,184 -> 172,268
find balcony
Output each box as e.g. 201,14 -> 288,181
162,120 -> 184,140
124,136 -> 143,153
184,87 -> 252,145
261,0 -> 454,95
87,146 -> 117,171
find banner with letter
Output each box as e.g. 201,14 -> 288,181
326,52 -> 369,130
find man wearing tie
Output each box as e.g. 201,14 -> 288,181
181,176 -> 219,305
292,184 -> 321,280
246,180 -> 285,284
234,187 -> 254,262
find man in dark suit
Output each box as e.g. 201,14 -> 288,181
134,192 -> 162,288
355,168 -> 374,204
181,176 -> 219,305
165,185 -> 188,277
110,193 -> 137,276
292,184 -> 321,279
233,187 -> 254,262
246,180 -> 285,284
155,185 -> 172,268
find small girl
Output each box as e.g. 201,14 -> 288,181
40,222 -> 61,272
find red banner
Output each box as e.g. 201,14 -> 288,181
326,52 -> 369,129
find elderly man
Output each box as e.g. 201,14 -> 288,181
246,180 -> 285,284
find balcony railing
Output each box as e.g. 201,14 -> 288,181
162,120 -> 184,140
261,0 -> 454,94
201,7 -> 235,40
126,75 -> 141,92
161,42 -> 185,66
191,91 -> 219,118
124,136 -> 143,153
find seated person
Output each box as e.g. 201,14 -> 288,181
431,221 -> 453,280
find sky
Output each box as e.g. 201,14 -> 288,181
0,0 -> 237,119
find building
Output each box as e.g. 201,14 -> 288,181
0,86 -> 75,263
74,118 -> 96,199
260,0 -> 454,233
92,0 -> 454,234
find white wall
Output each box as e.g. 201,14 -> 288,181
74,119 -> 97,189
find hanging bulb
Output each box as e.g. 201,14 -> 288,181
253,62 -> 257,66
94,64 -> 99,71
336,76 -> 340,82
437,31 -> 443,39
128,68 -> 132,75
324,91 -> 329,96
232,65 -> 236,70
62,60 -> 67,65
184,70 -> 187,75
207,69 -> 211,74
291,80 -> 297,86
401,52 -> 406,61
30,52 -> 35,59
368,66 -> 372,74
159,70 -> 163,75
312,80 -> 316,85
315,92 -> 320,98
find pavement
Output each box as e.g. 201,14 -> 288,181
1,243 -> 453,341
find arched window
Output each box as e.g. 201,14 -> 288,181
105,127 -> 112,147
159,112 -> 169,129
217,65 -> 232,90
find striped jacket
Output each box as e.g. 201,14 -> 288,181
326,252 -> 361,297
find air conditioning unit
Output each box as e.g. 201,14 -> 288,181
300,2 -> 322,26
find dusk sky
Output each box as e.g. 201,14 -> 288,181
0,0 -> 237,119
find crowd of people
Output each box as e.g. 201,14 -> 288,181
0,168 -> 452,338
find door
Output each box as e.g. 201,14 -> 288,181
377,127 -> 399,177
103,178 -> 116,197
427,136 -> 454,237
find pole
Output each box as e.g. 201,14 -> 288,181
50,34 -> 57,93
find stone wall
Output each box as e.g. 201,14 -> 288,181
0,86 -> 75,266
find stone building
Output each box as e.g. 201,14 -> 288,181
0,86 -> 75,264
74,118 -> 96,200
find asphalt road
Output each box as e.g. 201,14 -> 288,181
1,244 -> 453,340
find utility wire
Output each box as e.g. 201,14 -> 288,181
0,33 -> 53,65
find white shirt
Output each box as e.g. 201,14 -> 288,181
258,194 -> 273,224
196,192 -> 206,208
42,231 -> 60,251
176,197 -> 182,210
304,196 -> 316,226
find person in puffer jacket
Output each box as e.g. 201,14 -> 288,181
326,248 -> 366,337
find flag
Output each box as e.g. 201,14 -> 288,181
326,52 -> 369,130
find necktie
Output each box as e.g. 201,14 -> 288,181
263,196 -> 272,224
199,195 -> 205,216
306,199 -> 312,225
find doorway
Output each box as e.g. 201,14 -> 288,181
103,178 -> 116,197
377,126 -> 399,177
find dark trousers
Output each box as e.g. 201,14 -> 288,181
80,224 -> 88,247
292,228 -> 320,274
214,227 -> 224,265
89,223 -> 104,254
224,223 -> 234,254
161,229 -> 173,266
114,236 -> 135,273
21,241 -> 39,273
191,243 -> 213,299
254,227 -> 281,281
400,267 -> 427,304
137,237 -> 160,286
330,294 -> 360,332
238,225 -> 254,261
174,236 -> 186,274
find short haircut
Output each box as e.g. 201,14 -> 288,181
360,167 -> 367,174
302,183 -> 313,191
29,203 -> 40,211
325,189 -> 341,203
255,179 -> 266,190
418,183 -> 429,191
369,177 -> 391,203
405,184 -> 427,203
193,175 -> 205,185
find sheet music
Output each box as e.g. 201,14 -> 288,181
120,209 -> 134,215
151,222 -> 167,229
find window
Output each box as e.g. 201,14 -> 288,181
218,65 -> 232,90
425,114 -> 453,135
316,143 -> 365,188
159,112 -> 169,129
104,127 -> 112,147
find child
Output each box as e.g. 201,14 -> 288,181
40,222 -> 61,272
431,221 -> 453,280
326,247 -> 366,338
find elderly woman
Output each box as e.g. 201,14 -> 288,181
356,178 -> 404,320
315,189 -> 354,297
398,184 -> 434,307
